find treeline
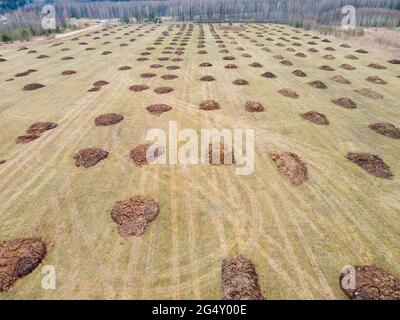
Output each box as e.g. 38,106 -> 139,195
1,0 -> 400,42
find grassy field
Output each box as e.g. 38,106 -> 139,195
0,23 -> 399,300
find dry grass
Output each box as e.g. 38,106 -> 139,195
0,23 -> 399,300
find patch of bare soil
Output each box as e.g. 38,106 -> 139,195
340,64 -> 356,70
245,101 -> 264,113
0,238 -> 46,293
207,143 -> 235,165
233,79 -> 249,85
319,65 -> 335,71
61,70 -> 77,76
154,87 -> 174,94
200,100 -> 220,111
355,88 -> 383,100
271,152 -> 308,185
388,59 -> 400,64
23,83 -> 45,91
225,64 -> 237,69
301,111 -> 329,125
309,80 -> 327,89
129,85 -> 149,92
200,76 -> 216,82
93,80 -> 109,87
369,123 -> 400,139
346,153 -> 393,178
140,73 -> 156,79
366,76 -> 387,85
200,62 -> 213,67
331,75 -> 351,84
146,104 -> 172,116
95,113 -> 124,127
221,256 -> 264,300
119,66 -> 132,71
111,195 -> 160,238
332,97 -> 357,109
130,143 -> 164,166
340,265 -> 400,300
368,63 -> 386,70
74,148 -> 109,168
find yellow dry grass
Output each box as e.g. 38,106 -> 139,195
0,23 -> 399,300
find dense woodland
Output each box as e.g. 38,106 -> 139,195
1,0 -> 400,42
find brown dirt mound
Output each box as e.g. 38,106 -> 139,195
339,265 -> 400,300
355,88 -> 383,100
279,88 -> 298,98
0,238 -> 46,293
93,80 -> 109,87
271,152 -> 308,185
347,153 -> 393,178
167,65 -> 180,70
61,70 -> 77,76
129,85 -> 149,92
208,143 -> 235,165
146,104 -> 172,116
261,72 -> 276,78
355,49 -> 368,54
102,51 -> 112,55
280,60 -> 293,66
367,63 -> 386,70
130,143 -> 164,166
340,64 -> 356,70
23,83 -> 44,91
200,62 -> 213,67
249,62 -> 263,68
388,59 -> 400,64
111,195 -> 160,238
345,54 -> 359,60
221,256 -> 264,300
233,79 -> 249,85
150,64 -> 163,69
308,80 -> 327,89
295,52 -> 307,58
74,148 -> 109,168
140,73 -> 156,79
26,122 -> 57,135
88,87 -> 101,92
15,69 -> 37,77
293,70 -> 307,77
366,76 -> 387,85
340,44 -> 351,48
16,133 -> 41,144
369,123 -> 400,139
95,113 -> 124,126
161,74 -> 178,80
301,111 -> 329,125
225,64 -> 237,69
119,66 -> 132,71
0,160 -> 6,165
245,101 -> 264,113
0,58 -> 7,62
61,56 -> 74,61
200,100 -> 220,111
200,76 -> 216,82
308,48 -> 319,53
223,56 -> 235,60
319,65 -> 335,71
332,97 -> 357,109
37,55 -> 49,59
137,57 -> 148,61
331,75 -> 351,84
154,86 -> 174,94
